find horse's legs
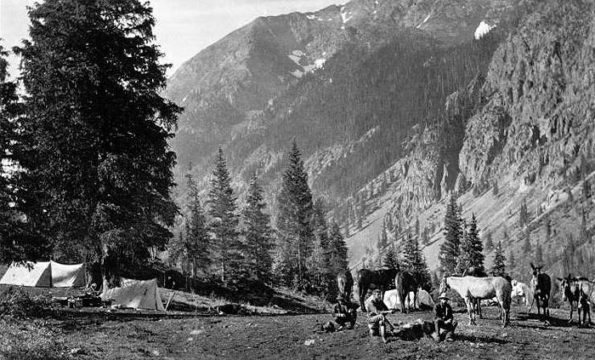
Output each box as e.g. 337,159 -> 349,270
465,297 -> 475,325
569,301 -> 574,323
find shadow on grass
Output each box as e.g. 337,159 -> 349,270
515,313 -> 574,328
456,333 -> 507,344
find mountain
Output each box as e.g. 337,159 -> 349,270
165,0 -> 595,279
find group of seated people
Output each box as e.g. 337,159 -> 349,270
332,289 -> 457,343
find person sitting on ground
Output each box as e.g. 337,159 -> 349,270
365,289 -> 395,343
578,291 -> 591,326
433,293 -> 458,342
333,296 -> 358,330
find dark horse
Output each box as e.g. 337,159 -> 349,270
356,268 -> 398,311
530,263 -> 551,323
336,270 -> 354,301
394,270 -> 419,313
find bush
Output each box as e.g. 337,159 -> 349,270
0,287 -> 52,318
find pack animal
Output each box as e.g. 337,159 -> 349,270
558,275 -> 593,325
511,279 -> 532,312
356,268 -> 398,312
336,270 -> 354,301
529,263 -> 551,323
439,275 -> 512,327
394,270 -> 419,313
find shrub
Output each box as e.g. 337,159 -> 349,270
0,287 -> 52,318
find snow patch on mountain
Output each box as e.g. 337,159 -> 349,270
474,21 -> 496,40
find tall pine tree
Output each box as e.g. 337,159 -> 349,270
328,221 -> 349,275
14,1 -> 181,285
242,175 -> 274,283
401,233 -> 431,289
208,149 -> 243,283
455,214 -> 485,275
440,195 -> 462,275
491,241 -> 506,276
169,173 -> 210,278
275,141 -> 314,289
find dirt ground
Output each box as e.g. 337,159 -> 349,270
4,303 -> 595,360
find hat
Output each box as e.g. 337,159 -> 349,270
372,289 -> 382,294
439,293 -> 449,300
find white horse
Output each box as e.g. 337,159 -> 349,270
511,279 -> 532,312
440,276 -> 512,327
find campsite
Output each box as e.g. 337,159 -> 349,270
2,294 -> 595,360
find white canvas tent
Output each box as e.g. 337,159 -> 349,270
0,261 -> 52,287
0,261 -> 85,288
384,289 -> 435,310
101,278 -> 165,311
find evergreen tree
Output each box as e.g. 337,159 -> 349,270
328,221 -> 348,274
307,199 -> 332,294
383,246 -> 399,269
519,201 -> 529,227
491,241 -> 506,276
439,195 -> 462,275
484,232 -> 494,251
208,149 -> 243,282
401,234 -> 431,289
169,173 -> 210,278
534,242 -> 544,265
508,250 -> 515,271
242,175 -> 274,283
14,1 -> 181,284
456,214 -> 485,275
275,141 -> 314,288
0,43 -> 36,262
522,229 -> 532,254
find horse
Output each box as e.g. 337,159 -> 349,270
558,275 -> 593,325
356,268 -> 398,312
336,270 -> 354,301
463,267 -> 487,319
394,270 -> 419,313
529,263 -> 551,323
439,275 -> 512,327
511,279 -> 532,312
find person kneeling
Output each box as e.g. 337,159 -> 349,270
434,293 -> 458,342
333,296 -> 358,330
365,289 -> 395,343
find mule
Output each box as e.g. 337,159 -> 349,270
530,263 -> 551,323
394,270 -> 419,313
439,275 -> 512,327
356,268 -> 398,312
336,270 -> 354,302
558,276 -> 593,325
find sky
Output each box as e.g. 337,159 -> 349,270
1,0 -> 346,78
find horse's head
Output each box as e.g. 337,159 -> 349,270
439,276 -> 450,294
530,262 -> 542,277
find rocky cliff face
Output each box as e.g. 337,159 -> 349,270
166,0 -> 595,275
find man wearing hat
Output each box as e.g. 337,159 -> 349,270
333,295 -> 358,330
365,289 -> 395,343
433,292 -> 458,342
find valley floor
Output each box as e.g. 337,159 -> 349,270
2,304 -> 595,359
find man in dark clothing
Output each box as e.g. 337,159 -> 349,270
333,296 -> 358,330
434,293 -> 458,342
365,289 -> 395,343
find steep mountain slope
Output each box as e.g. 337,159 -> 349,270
346,0 -> 595,279
165,0 -> 595,278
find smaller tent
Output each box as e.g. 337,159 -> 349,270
0,261 -> 52,287
101,278 -> 165,311
0,261 -> 85,288
50,261 -> 86,287
384,289 -> 435,310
